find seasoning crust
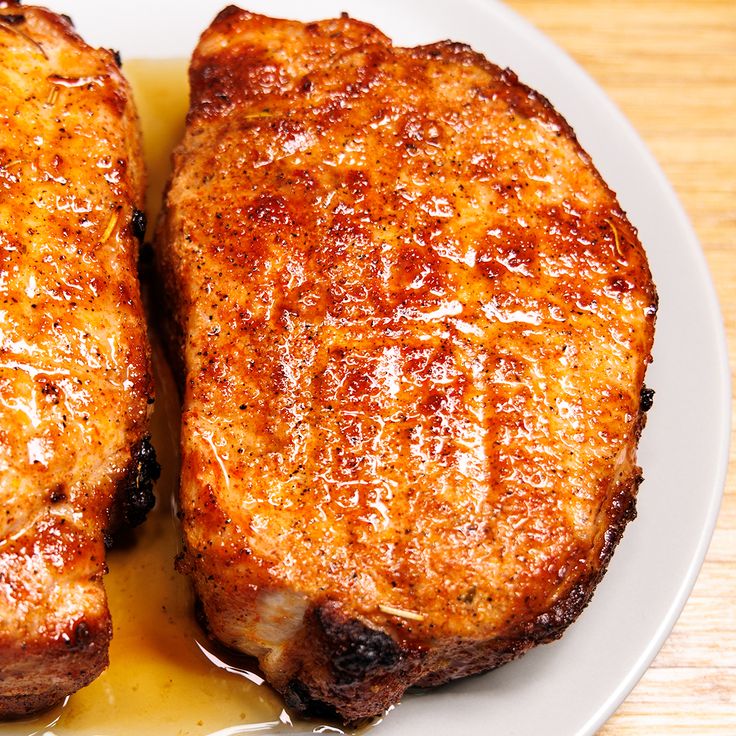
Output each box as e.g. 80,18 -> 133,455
158,7 -> 657,721
0,1 -> 154,717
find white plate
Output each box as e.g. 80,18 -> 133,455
47,1 -> 732,734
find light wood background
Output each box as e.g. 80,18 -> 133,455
503,1 -> 736,733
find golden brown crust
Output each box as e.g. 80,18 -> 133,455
158,8 -> 657,721
0,4 -> 153,718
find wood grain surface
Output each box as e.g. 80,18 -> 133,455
503,1 -> 736,733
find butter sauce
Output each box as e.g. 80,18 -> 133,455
0,58 -> 304,736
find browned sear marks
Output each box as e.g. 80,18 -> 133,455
156,7 -> 656,722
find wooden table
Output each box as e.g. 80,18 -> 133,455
503,1 -> 736,732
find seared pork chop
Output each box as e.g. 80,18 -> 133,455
157,7 -> 657,721
0,2 -> 156,718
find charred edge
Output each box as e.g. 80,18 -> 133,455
60,13 -> 73,28
529,581 -> 590,643
111,48 -> 122,67
526,473 -> 641,647
601,477 -> 640,561
283,678 -> 341,720
316,605 -> 401,684
0,13 -> 24,24
131,208 -> 147,242
120,436 -> 160,528
640,386 -> 655,413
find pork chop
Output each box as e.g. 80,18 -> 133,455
157,7 -> 657,721
0,1 -> 156,718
